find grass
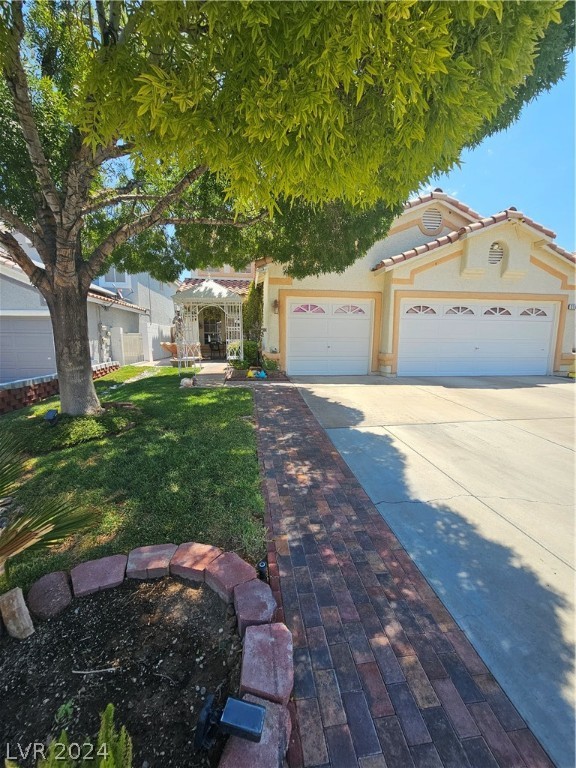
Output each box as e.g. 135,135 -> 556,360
0,366 -> 266,593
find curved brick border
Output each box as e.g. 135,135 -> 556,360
0,543 -> 293,768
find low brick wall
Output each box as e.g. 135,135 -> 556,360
0,362 -> 120,415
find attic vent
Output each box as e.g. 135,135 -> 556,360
489,242 -> 504,264
422,207 -> 443,233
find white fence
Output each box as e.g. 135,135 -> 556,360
122,333 -> 144,364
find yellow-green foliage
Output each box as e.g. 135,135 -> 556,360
76,1 -> 565,210
6,704 -> 132,767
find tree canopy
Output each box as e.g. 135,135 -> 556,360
0,1 -> 573,414
0,0 -> 572,283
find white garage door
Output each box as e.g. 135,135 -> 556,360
0,316 -> 56,383
398,300 -> 556,376
286,299 -> 373,375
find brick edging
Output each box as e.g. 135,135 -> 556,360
0,363 -> 120,415
0,543 -> 293,767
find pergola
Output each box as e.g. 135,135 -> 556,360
172,279 -> 243,370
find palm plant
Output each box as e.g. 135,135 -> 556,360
0,435 -> 97,579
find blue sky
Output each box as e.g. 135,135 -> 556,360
424,53 -> 575,251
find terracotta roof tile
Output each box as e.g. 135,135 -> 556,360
87,290 -> 147,312
404,191 -> 483,220
372,209 -> 575,272
547,242 -> 576,263
178,277 -> 252,295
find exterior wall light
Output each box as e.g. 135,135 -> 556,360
272,299 -> 279,314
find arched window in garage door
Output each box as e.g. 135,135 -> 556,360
334,305 -> 366,315
406,305 -> 436,315
446,306 -> 474,315
484,307 -> 511,316
520,307 -> 548,317
292,304 -> 326,314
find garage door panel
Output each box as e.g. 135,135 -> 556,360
0,317 -> 56,383
398,300 -> 555,377
289,357 -> 369,376
399,357 -> 548,376
327,318 -> 371,338
289,318 -> 330,338
293,338 -> 335,356
327,338 -> 371,355
286,298 -> 373,375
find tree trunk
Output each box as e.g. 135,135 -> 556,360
46,285 -> 102,416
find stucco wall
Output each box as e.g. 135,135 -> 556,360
0,274 -> 46,310
130,273 -> 176,327
261,252 -> 384,363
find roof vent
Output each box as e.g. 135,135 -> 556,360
433,187 -> 443,193
508,206 -> 517,211
422,207 -> 443,233
489,242 -> 504,265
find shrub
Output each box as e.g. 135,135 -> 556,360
243,282 -> 263,340
227,340 -> 259,366
262,357 -> 279,371
242,340 -> 260,366
6,703 -> 132,767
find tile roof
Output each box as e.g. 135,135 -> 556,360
178,277 -> 252,295
403,189 -> 483,220
87,288 -> 148,312
372,208 -> 576,271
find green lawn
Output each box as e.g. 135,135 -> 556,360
0,366 -> 266,592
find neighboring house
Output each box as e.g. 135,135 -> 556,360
0,235 -> 178,384
194,263 -> 255,279
258,190 -> 575,377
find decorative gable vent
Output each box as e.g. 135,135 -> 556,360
422,207 -> 443,233
488,242 -> 504,265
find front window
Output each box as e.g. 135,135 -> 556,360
103,266 -> 128,285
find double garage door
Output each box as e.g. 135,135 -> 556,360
286,299 -> 373,375
397,300 -> 556,376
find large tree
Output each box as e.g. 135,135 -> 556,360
0,1 -> 571,414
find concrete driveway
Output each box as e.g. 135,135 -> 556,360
293,374 -> 575,768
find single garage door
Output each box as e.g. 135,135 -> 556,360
286,299 -> 373,375
0,316 -> 56,383
397,300 -> 556,376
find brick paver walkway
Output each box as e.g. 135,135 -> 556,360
253,385 -> 555,768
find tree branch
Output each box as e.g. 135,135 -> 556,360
0,228 -> 51,293
0,205 -> 39,245
81,165 -> 208,287
159,212 -> 268,229
82,192 -> 164,215
93,141 -> 135,165
2,3 -> 62,217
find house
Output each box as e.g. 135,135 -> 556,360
194,262 -> 256,280
258,190 -> 575,377
0,235 -> 178,384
